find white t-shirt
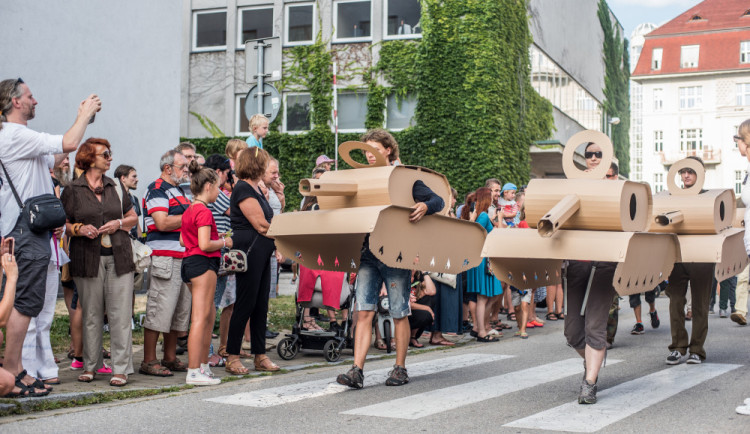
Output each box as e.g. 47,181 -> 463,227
0,122 -> 63,236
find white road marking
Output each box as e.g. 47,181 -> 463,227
205,353 -> 510,408
341,358 -> 622,419
504,362 -> 741,433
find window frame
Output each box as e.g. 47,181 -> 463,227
680,44 -> 700,69
385,92 -> 417,131
335,90 -> 369,133
284,2 -> 316,46
679,86 -> 702,110
680,128 -> 703,152
283,92 -> 313,133
333,0 -> 373,44
192,8 -> 228,53
237,5 -> 275,49
654,130 -> 664,152
736,170 -> 744,195
741,41 -> 750,64
235,94 -> 251,137
652,48 -> 663,70
382,0 -> 422,41
737,83 -> 750,106
653,173 -> 664,193
653,88 -> 664,111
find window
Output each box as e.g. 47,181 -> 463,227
193,9 -> 227,51
285,3 -> 315,45
334,1 -> 371,41
237,95 -> 251,135
654,173 -> 664,193
680,128 -> 703,151
238,7 -> 273,47
738,83 -> 750,106
336,91 -> 368,131
680,45 -> 699,68
736,170 -> 744,194
284,93 -> 312,132
385,93 -> 417,130
742,41 -> 750,63
654,130 -> 664,152
654,88 -> 663,111
652,48 -> 662,70
679,86 -> 702,109
384,0 -> 421,38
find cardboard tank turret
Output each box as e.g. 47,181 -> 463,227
267,141 -> 487,273
648,157 -> 749,282
482,130 -> 681,296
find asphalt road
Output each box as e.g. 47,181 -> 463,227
3,295 -> 750,433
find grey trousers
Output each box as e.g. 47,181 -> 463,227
74,256 -> 134,375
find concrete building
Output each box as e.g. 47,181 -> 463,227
629,23 -> 658,183
183,1 -> 619,178
632,0 -> 750,193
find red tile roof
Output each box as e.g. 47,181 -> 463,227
633,0 -> 750,77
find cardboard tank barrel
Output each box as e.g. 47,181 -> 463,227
482,130 -> 681,296
267,141 -> 487,274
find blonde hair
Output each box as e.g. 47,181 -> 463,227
739,119 -> 750,144
249,114 -> 269,134
225,138 -> 248,160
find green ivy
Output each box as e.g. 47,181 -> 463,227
598,0 -> 631,176
284,32 -> 333,130
365,40 -> 420,129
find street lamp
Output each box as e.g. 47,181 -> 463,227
607,116 -> 620,137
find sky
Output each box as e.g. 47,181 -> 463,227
608,0 -> 703,39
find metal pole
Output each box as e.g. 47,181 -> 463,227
580,264 -> 597,316
257,40 -> 265,117
333,62 -> 338,171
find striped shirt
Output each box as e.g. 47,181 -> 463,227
144,178 -> 190,258
209,190 -> 231,234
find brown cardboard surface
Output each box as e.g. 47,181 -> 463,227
651,189 -> 736,234
482,229 -> 679,296
561,130 -> 615,180
525,179 -> 653,233
675,228 -> 750,280
666,158 -> 706,196
734,208 -> 745,228
369,206 -> 486,273
269,205 -> 486,273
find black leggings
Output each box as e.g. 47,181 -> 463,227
226,231 -> 275,355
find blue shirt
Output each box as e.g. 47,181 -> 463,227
246,135 -> 263,149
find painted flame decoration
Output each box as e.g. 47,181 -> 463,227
317,255 -> 324,266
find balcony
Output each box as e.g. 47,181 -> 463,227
659,148 -> 721,166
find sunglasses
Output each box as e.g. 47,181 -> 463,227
605,173 -> 618,178
97,151 -> 113,159
585,151 -> 603,159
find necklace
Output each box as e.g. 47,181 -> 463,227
194,199 -> 208,206
86,174 -> 104,195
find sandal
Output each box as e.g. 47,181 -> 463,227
217,345 -> 229,358
161,358 -> 188,372
545,312 -> 558,321
77,372 -> 95,383
139,360 -> 173,377
374,339 -> 387,351
429,338 -> 455,346
20,371 -> 53,392
494,322 -> 512,330
476,335 -> 499,342
225,358 -> 249,375
208,353 -> 226,367
109,375 -> 128,387
10,371 -> 49,397
302,317 -> 323,331
43,378 -> 61,385
556,311 -> 565,320
507,312 -> 517,321
254,355 -> 280,372
409,338 -> 424,348
514,331 -> 529,339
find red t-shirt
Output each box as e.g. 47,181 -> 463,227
181,203 -> 220,258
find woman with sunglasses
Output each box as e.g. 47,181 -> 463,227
61,138 -> 138,386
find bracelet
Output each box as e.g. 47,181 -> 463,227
222,238 -> 226,248
72,223 -> 83,236
118,219 -> 122,229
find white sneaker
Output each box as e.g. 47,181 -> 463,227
736,405 -> 750,416
686,353 -> 702,364
186,368 -> 220,386
743,397 -> 750,406
200,364 -> 215,378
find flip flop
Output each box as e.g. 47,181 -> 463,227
409,339 -> 424,348
429,339 -> 455,346
476,335 -> 499,343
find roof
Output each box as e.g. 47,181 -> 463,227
632,0 -> 750,77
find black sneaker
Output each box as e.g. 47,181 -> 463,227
578,378 -> 598,404
336,365 -> 364,389
385,364 -> 409,386
686,353 -> 702,364
631,323 -> 645,335
666,350 -> 684,365
650,311 -> 660,329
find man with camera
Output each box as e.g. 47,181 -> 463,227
0,77 -> 100,396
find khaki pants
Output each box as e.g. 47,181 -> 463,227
666,263 -> 714,360
735,264 -> 749,316
74,256 -> 134,375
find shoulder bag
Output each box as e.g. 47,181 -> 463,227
115,180 -> 152,273
219,234 -> 259,276
0,160 -> 66,233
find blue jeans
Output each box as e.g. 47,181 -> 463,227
355,248 -> 411,319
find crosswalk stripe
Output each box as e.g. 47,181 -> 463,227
341,358 -> 622,420
205,353 -> 510,408
504,362 -> 741,433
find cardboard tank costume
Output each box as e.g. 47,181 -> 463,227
482,130 -> 682,296
267,141 -> 487,273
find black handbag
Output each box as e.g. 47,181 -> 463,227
1,160 -> 67,233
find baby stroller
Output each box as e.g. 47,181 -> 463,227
277,273 -> 355,362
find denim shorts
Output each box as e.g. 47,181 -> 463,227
355,248 -> 411,319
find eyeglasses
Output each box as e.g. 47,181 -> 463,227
171,164 -> 187,171
734,135 -> 742,142
97,151 -> 113,160
585,151 -> 603,159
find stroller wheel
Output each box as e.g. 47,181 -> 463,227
277,337 -> 299,360
323,339 -> 341,362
